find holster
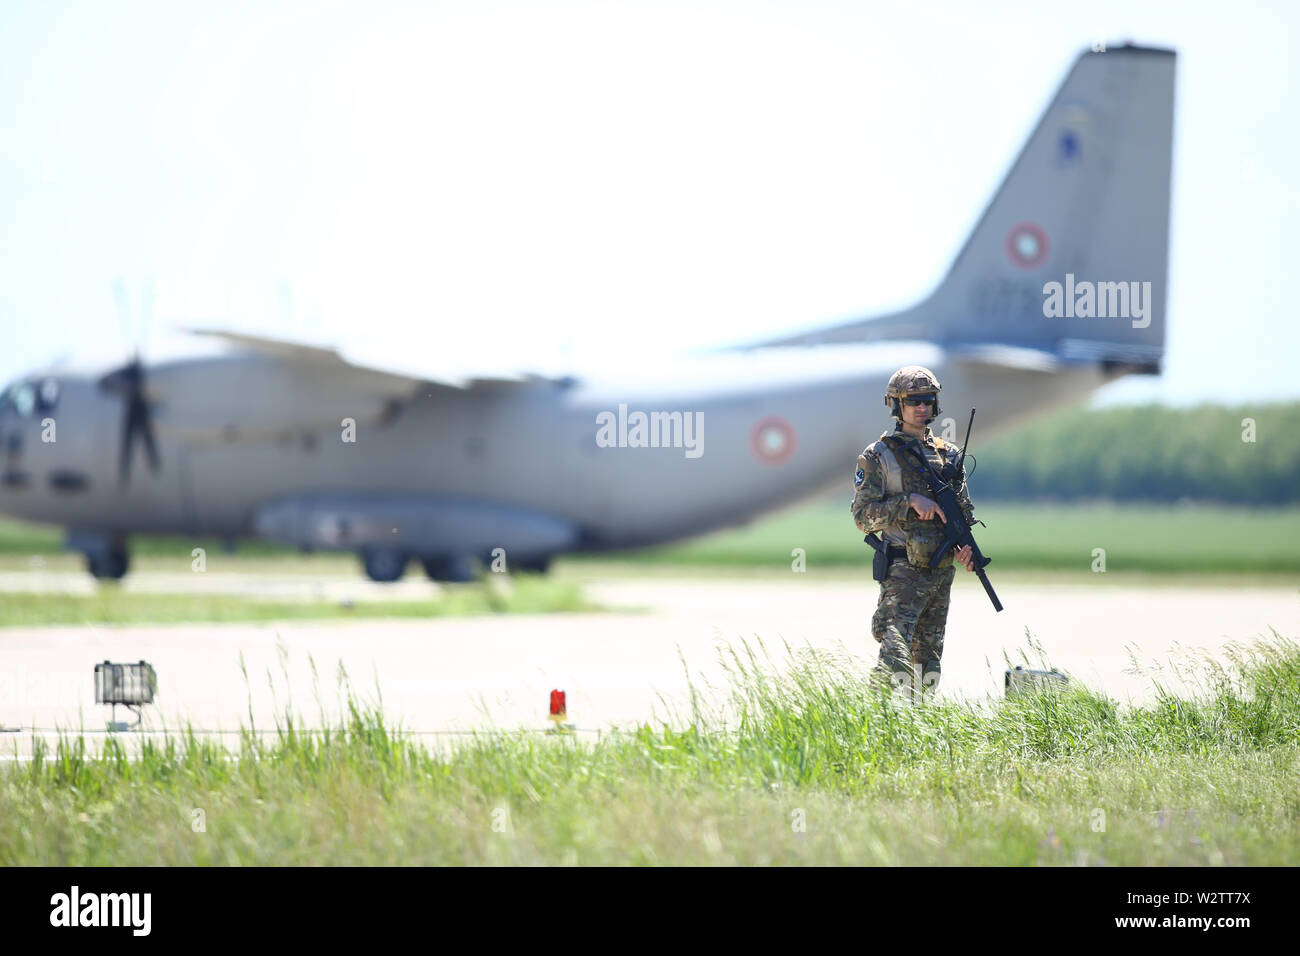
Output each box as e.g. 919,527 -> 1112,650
866,533 -> 905,582
872,545 -> 890,582
880,546 -> 909,581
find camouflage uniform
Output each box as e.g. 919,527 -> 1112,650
851,422 -> 975,692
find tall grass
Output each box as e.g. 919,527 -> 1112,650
3,632 -> 1297,865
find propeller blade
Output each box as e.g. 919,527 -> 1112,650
119,396 -> 134,484
105,281 -> 162,487
104,358 -> 160,487
138,278 -> 155,356
112,278 -> 134,350
133,389 -> 161,475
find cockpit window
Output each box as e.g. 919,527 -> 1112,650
12,382 -> 36,417
37,377 -> 59,412
0,379 -> 56,417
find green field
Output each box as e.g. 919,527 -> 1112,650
577,502 -> 1300,575
0,504 -> 1292,625
3,503 -> 1299,578
3,633 -> 1296,865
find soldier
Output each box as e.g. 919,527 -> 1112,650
850,365 -> 977,700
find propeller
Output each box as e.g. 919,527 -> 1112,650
99,279 -> 161,487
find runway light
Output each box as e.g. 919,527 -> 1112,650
548,689 -> 573,734
1005,666 -> 1069,698
95,660 -> 156,731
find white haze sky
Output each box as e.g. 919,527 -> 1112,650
1,0 -> 1296,405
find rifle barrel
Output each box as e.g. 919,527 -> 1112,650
977,569 -> 1003,612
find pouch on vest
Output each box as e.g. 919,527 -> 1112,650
905,530 -> 954,570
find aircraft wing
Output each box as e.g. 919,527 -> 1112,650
144,327 -> 574,446
182,327 -> 570,391
947,344 -> 1061,373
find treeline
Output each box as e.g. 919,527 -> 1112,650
966,402 -> 1300,503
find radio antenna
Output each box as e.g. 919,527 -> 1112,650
957,408 -> 976,478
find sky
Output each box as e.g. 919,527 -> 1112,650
1,0 -> 1296,405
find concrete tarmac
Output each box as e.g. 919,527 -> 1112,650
0,570 -> 1295,756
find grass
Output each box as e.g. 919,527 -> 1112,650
6,503 -> 1300,578
2,631 -> 1297,865
0,574 -> 598,626
573,501 -> 1300,574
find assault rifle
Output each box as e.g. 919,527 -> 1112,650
900,408 -> 1003,612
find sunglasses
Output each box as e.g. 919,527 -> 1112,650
902,395 -> 936,407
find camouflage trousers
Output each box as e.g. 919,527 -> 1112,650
870,560 -> 955,685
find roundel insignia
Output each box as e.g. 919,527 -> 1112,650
1004,222 -> 1049,269
750,416 -> 796,465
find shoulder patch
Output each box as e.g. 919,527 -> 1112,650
854,467 -> 865,487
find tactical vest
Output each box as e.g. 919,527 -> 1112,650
869,430 -> 955,569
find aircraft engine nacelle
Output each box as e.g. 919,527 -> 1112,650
253,494 -> 579,568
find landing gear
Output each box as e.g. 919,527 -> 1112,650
420,555 -> 478,583
86,545 -> 129,580
360,547 -> 408,582
72,531 -> 130,580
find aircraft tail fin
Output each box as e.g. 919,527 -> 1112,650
745,44 -> 1176,373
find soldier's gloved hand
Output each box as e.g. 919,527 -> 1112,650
908,493 -> 946,523
955,544 -> 975,572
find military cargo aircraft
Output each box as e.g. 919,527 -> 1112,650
0,44 -> 1175,582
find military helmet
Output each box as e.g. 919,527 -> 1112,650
885,365 -> 942,419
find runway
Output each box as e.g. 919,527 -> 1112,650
0,571 -> 1295,756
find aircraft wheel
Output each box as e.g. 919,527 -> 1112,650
87,547 -> 130,580
361,548 -> 408,582
421,555 -> 477,583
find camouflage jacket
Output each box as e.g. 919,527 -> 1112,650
850,425 -> 975,567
